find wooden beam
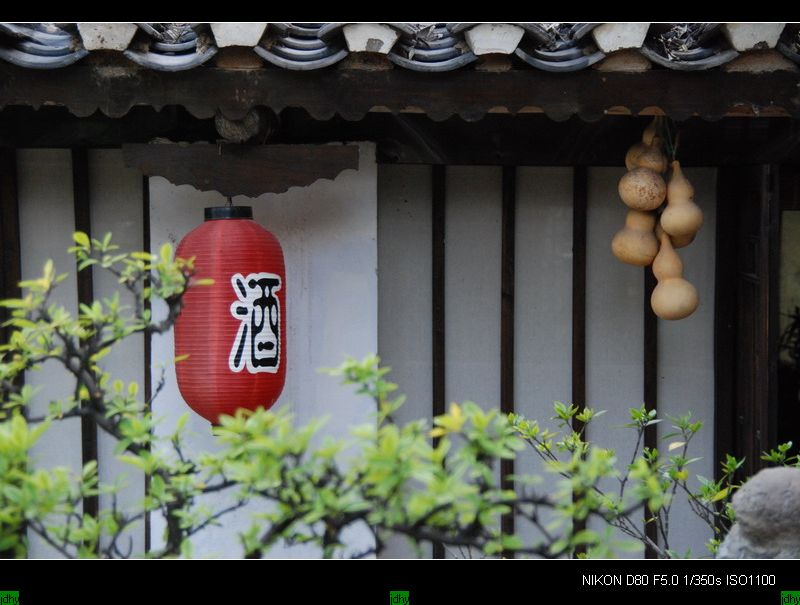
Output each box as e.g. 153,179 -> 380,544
142,175 -> 152,555
500,165 -> 516,554
714,168 -> 737,482
764,165 -> 781,455
5,108 -> 800,168
571,166 -> 588,556
122,143 -> 360,198
0,147 -> 23,559
72,148 -> 99,523
2,63 -> 799,122
643,266 -> 659,558
431,164 -> 446,560
0,149 -> 21,344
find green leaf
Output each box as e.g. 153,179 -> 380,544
711,487 -> 730,502
160,242 -> 173,263
175,413 -> 190,432
117,455 -> 147,470
73,232 -> 90,248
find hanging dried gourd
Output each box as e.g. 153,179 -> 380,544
631,136 -> 668,174
625,117 -> 659,170
618,167 -> 667,211
670,231 -> 695,249
650,228 -> 699,320
611,210 -> 659,266
661,160 -> 703,238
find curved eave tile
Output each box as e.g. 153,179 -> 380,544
0,46 -> 88,69
253,45 -> 347,70
639,45 -> 739,71
777,39 -> 800,65
514,47 -> 605,72
0,23 -> 75,45
446,23 -> 474,34
387,50 -> 476,72
570,23 -> 599,41
316,22 -> 344,40
517,24 -> 550,45
123,46 -> 218,71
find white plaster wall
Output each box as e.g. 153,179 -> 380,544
148,142 -> 378,558
377,165 -> 433,558
656,167 -> 717,558
12,150 -> 718,559
444,166 -> 502,558
585,167 -> 646,557
17,149 -> 80,558
514,167 -> 574,547
88,149 -> 146,555
444,166 -> 502,410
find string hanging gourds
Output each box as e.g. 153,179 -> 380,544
613,117 -> 703,319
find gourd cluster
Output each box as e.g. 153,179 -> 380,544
612,118 -> 704,321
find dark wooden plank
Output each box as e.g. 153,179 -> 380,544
431,164 -> 446,560
0,147 -> 23,559
5,107 -> 800,169
764,165 -> 781,454
714,168 -> 738,482
643,265 -> 659,558
570,166 -> 588,557
142,175 -> 152,555
571,167 -> 588,434
0,106 -> 216,149
122,143 -> 359,198
72,148 -> 99,524
2,63 -> 800,122
716,165 -> 779,480
500,165 -> 516,553
0,148 -> 21,344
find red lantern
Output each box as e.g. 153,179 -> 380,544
174,206 -> 286,424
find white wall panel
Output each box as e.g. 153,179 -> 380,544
444,166 -> 502,409
377,165 -> 433,558
444,166 -> 502,558
88,149 -> 146,554
17,149 -> 79,557
513,167 -> 574,548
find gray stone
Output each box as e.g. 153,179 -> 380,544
77,23 -> 138,51
210,23 -> 267,48
716,524 -> 800,559
717,467 -> 800,559
722,23 -> 785,51
592,23 -> 650,53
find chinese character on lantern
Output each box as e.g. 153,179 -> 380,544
229,272 -> 282,374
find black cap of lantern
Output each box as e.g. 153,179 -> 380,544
204,206 -> 253,221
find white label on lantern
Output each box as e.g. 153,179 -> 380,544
229,272 -> 282,374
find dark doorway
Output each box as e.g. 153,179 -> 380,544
715,165 -> 781,479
